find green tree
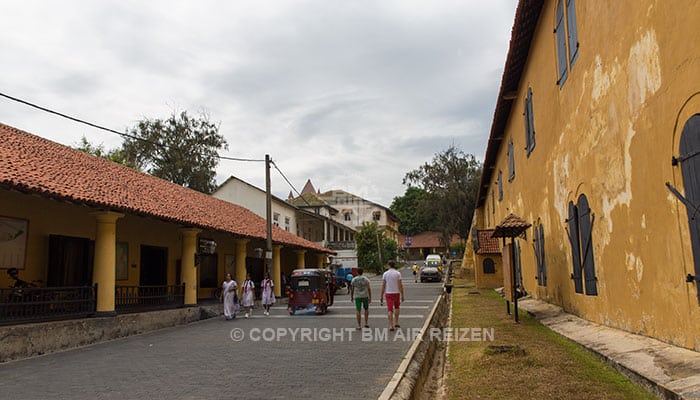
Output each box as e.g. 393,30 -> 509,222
403,145 -> 482,242
122,110 -> 227,194
390,186 -> 432,236
74,136 -> 134,167
355,222 -> 398,274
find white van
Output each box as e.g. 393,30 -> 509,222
425,254 -> 442,269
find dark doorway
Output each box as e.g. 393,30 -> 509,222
48,235 -> 94,287
139,245 -> 167,286
246,257 -> 264,299
199,254 -> 218,289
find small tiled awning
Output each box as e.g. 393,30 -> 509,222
476,229 -> 501,254
491,213 -> 531,239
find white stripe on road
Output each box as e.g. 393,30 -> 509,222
253,314 -> 425,319
330,305 -> 429,309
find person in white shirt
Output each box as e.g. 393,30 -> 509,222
380,260 -> 404,331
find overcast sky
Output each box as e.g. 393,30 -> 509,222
0,0 -> 517,206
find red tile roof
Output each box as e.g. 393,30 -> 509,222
492,213 -> 532,238
476,229 -> 501,254
0,123 -> 331,253
401,231 -> 461,248
477,0 -> 544,207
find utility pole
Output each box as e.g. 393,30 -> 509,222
265,154 -> 273,276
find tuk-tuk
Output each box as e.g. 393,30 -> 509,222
287,269 -> 335,315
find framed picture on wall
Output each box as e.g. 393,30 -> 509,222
116,241 -> 129,280
0,216 -> 29,270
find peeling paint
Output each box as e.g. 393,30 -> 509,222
592,55 -> 620,103
628,30 -> 662,117
625,252 -> 644,283
553,153 -> 570,226
601,122 -> 636,242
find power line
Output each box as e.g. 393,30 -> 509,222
0,90 -> 264,163
271,160 -> 313,207
0,91 -> 144,142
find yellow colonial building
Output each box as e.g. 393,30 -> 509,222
0,123 -> 332,324
466,0 -> 700,351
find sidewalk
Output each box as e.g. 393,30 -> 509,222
518,297 -> 700,400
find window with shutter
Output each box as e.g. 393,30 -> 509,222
534,223 -> 547,286
525,87 -> 536,156
555,0 -> 579,88
567,201 -> 583,293
679,114 -> 700,303
567,0 -> 579,66
555,0 -> 568,87
539,225 -> 547,286
498,171 -> 503,201
577,195 -> 597,295
508,140 -> 515,182
514,240 -> 523,287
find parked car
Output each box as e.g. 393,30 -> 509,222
420,266 -> 443,283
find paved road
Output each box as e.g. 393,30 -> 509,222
0,267 -> 442,400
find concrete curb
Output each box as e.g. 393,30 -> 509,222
378,289 -> 450,400
518,297 -> 700,400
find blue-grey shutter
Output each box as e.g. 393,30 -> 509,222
555,0 -> 568,87
539,225 -> 547,286
498,171 -> 503,201
578,194 -> 597,296
508,140 -> 515,181
534,225 -> 542,285
525,87 -> 535,156
679,114 -> 700,302
567,0 -> 579,66
567,201 -> 583,293
514,240 -> 523,287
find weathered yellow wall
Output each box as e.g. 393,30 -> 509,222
474,253 -> 504,289
479,0 -> 700,350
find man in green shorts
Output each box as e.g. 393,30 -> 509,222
350,268 -> 372,329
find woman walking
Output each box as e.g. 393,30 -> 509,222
222,273 -> 238,320
261,272 -> 275,316
241,272 -> 255,318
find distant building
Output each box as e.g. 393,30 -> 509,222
400,231 -> 461,261
288,180 -> 400,268
212,176 -> 297,233
317,188 -> 400,244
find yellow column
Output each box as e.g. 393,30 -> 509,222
296,250 -> 306,269
92,211 -> 124,315
273,245 -> 282,297
235,239 -> 249,283
180,228 -> 201,306
316,253 -> 325,268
